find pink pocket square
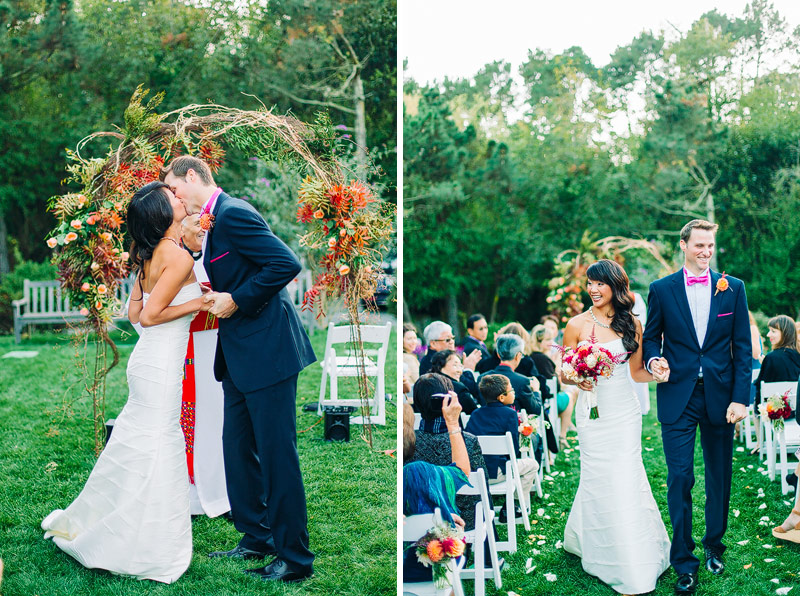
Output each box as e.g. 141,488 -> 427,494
717,312 -> 733,317
210,251 -> 229,263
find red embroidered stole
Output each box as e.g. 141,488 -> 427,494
181,310 -> 219,483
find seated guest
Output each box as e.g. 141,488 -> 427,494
481,334 -> 542,417
407,373 -> 490,531
430,349 -> 483,413
530,324 -> 577,450
755,315 -> 800,405
418,321 -> 481,399
463,313 -> 494,374
753,315 -> 800,454
420,321 -> 456,375
541,314 -> 562,346
403,323 -> 421,386
466,374 -> 540,510
403,399 -> 470,582
483,323 -> 547,396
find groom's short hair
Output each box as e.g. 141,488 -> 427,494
680,219 -> 718,243
161,155 -> 215,186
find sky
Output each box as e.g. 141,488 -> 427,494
400,0 -> 800,85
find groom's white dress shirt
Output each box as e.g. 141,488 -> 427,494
683,267 -> 711,376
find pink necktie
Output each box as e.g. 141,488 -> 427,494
686,274 -> 709,286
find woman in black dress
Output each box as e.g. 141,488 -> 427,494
429,349 -> 483,413
755,315 -> 800,405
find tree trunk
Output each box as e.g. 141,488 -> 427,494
488,288 -> 500,324
402,295 -> 412,327
0,213 -> 10,278
353,72 -> 367,178
446,291 -> 458,338
706,190 -> 718,271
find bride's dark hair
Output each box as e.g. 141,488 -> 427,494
127,181 -> 174,277
586,259 -> 638,360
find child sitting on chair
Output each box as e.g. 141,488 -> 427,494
465,374 -> 539,511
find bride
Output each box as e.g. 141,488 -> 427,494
42,181 -> 210,583
561,259 -> 671,595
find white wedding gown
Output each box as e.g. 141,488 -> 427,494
42,284 -> 200,583
564,338 -> 670,595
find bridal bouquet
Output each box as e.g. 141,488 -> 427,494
759,390 -> 793,432
518,411 -> 538,449
414,520 -> 466,588
557,339 -> 627,419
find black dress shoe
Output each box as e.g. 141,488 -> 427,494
498,504 -> 523,524
675,572 -> 698,594
704,546 -> 724,575
208,544 -> 276,560
244,558 -> 313,583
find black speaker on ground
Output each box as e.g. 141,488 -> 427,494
323,406 -> 356,442
105,418 -> 116,445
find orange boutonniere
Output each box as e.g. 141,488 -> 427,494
715,272 -> 729,296
199,212 -> 215,231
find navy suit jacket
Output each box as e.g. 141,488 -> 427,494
462,336 -> 494,373
465,402 -> 521,479
642,270 -> 751,425
204,193 -> 316,392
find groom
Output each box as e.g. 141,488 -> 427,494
643,219 -> 751,594
162,156 -> 317,583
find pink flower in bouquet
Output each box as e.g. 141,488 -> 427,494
46,238 -> 57,248
441,536 -> 465,557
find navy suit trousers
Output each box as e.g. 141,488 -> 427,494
221,370 -> 314,573
660,380 -> 734,574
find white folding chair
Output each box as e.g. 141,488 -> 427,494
460,412 -> 470,428
517,410 -> 544,499
743,369 -> 760,449
414,412 -> 422,430
536,408 -> 551,474
403,509 -> 466,596
545,378 -> 561,441
477,432 -> 531,553
456,468 -> 502,596
760,381 -> 797,484
317,321 -> 392,425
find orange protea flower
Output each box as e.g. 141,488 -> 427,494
46,238 -> 58,248
98,209 -> 123,230
65,232 -> 78,243
97,284 -> 108,295
441,537 -> 465,558
426,540 -> 444,563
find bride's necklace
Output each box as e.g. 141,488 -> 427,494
589,306 -> 612,329
162,236 -> 181,248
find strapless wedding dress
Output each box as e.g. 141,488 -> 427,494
42,284 -> 201,583
563,338 -> 670,594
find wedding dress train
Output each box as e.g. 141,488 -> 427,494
42,284 -> 200,583
564,338 -> 670,594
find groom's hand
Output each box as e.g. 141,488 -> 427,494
653,358 -> 670,383
207,292 -> 238,318
726,402 -> 747,424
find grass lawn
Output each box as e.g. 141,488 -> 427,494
0,320 -> 397,596
480,387 -> 800,596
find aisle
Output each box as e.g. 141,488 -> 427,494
490,389 -> 800,595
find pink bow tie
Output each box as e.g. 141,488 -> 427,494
686,274 -> 709,286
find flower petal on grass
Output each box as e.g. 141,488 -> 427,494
776,588 -> 793,595
744,563 -> 752,569
737,540 -> 750,546
544,573 -> 557,582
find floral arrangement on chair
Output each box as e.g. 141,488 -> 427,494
518,411 -> 538,449
414,520 -> 466,588
759,390 -> 793,432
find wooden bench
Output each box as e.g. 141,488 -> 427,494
12,278 -> 136,344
